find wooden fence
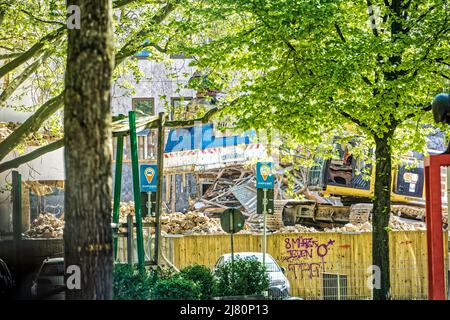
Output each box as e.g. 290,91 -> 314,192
160,231 -> 448,300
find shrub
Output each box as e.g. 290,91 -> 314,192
150,277 -> 201,300
113,264 -> 153,300
214,257 -> 270,297
179,264 -> 215,300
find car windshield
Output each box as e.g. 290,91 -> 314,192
41,263 -> 64,277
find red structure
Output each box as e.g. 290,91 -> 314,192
424,154 -> 448,300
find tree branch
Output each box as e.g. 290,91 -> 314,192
20,9 -> 65,26
338,110 -> 373,134
0,52 -> 22,60
0,50 -> 52,106
116,2 -> 178,65
0,139 -> 64,173
0,2 -> 179,162
400,103 -> 432,122
0,93 -> 64,161
0,26 -> 65,79
334,22 -> 346,42
0,105 -> 223,172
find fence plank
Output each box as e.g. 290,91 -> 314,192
165,231 -> 447,300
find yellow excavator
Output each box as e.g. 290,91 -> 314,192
278,143 -> 448,229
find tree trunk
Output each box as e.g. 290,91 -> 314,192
372,132 -> 394,300
64,0 -> 114,300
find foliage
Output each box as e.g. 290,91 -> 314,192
113,264 -> 153,300
213,257 -> 270,297
113,264 -> 180,300
167,0 -> 450,299
150,276 -> 202,300
179,264 -> 215,300
0,0 -> 181,162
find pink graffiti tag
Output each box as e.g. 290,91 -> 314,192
287,262 -> 323,279
281,237 -> 335,279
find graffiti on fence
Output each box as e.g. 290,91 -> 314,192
279,236 -> 335,280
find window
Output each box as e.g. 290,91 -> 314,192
170,97 -> 193,120
132,98 -> 155,116
322,273 -> 348,300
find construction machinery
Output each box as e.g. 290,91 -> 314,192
278,143 -> 448,229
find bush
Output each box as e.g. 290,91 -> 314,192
113,264 -> 153,300
214,257 -> 270,297
150,277 -> 201,300
179,264 -> 215,300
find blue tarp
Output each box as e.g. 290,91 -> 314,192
164,123 -> 254,152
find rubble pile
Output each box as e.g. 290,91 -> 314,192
118,201 -> 135,222
324,222 -> 373,233
160,212 -> 225,235
24,213 -> 64,238
389,215 -> 427,231
274,224 -> 319,233
324,216 -> 426,233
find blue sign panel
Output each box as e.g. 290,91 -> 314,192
256,162 -> 274,189
164,123 -> 254,153
140,164 -> 158,192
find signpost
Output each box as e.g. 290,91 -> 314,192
140,164 -> 158,263
140,164 -> 158,216
256,162 -> 274,266
220,208 -> 245,264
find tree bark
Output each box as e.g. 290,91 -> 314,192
64,0 -> 114,300
372,132 -> 394,300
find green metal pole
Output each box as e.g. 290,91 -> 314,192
12,170 -> 22,299
12,170 -> 22,242
155,111 -> 166,265
112,135 -> 124,260
128,111 -> 145,270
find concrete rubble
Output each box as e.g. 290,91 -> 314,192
24,213 -> 64,238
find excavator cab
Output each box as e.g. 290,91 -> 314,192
307,143 -> 425,205
325,143 -> 372,191
279,144 -> 429,228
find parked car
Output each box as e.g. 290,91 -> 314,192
0,258 -> 14,298
31,257 -> 65,300
213,252 -> 291,300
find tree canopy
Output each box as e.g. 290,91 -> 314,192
0,0 -> 180,161
164,0 -> 450,299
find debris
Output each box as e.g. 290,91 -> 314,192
274,224 -> 319,233
324,215 -> 427,233
160,211 -> 225,235
193,166 -> 254,214
24,213 -> 64,238
118,201 -> 135,222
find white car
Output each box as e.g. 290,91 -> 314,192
213,252 -> 291,299
31,257 -> 65,300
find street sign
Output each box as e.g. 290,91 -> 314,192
256,162 -> 274,189
140,164 -> 158,192
140,191 -> 157,217
220,208 -> 245,233
221,208 -> 245,265
257,188 -> 274,215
